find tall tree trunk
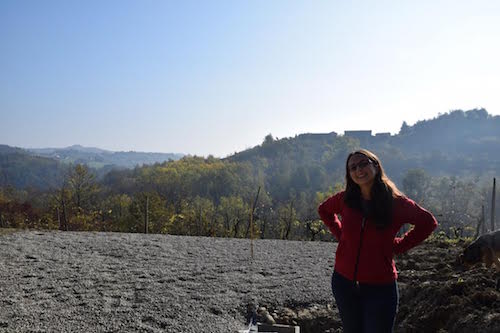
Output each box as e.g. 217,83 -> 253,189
283,202 -> 293,240
62,198 -> 68,231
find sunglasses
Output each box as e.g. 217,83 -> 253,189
348,159 -> 373,172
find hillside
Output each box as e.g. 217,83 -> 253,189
0,145 -> 67,189
28,145 -> 184,169
228,108 -> 500,184
3,109 -> 499,192
1,109 -> 498,239
0,145 -> 184,190
396,108 -> 500,155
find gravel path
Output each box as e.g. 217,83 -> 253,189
0,231 -> 336,333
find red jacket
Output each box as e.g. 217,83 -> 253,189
318,191 -> 437,284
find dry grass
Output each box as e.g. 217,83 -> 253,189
0,228 -> 18,236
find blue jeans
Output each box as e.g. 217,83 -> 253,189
331,271 -> 399,333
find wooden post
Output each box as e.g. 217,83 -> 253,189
491,178 -> 496,232
247,187 -> 261,331
249,187 -> 261,260
144,196 -> 149,234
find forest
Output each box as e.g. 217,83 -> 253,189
1,109 -> 499,240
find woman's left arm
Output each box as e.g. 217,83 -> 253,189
393,198 -> 438,255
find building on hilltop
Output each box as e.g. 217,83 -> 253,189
374,132 -> 391,139
344,130 -> 372,141
297,132 -> 338,140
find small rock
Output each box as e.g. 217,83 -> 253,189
297,308 -> 313,321
209,306 -> 223,315
281,307 -> 297,319
257,307 -> 276,325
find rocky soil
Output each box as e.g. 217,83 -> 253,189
0,231 -> 498,332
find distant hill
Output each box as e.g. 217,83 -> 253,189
2,109 -> 499,192
30,144 -> 109,155
227,109 -> 500,192
395,108 -> 500,154
0,145 -> 25,155
0,144 -> 184,190
28,145 -> 184,169
0,145 -> 68,189
363,108 -> 500,179
2,110 -> 499,240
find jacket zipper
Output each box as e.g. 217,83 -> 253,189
352,217 -> 366,285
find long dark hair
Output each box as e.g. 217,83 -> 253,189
344,149 -> 403,229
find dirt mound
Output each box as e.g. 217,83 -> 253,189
395,241 -> 500,333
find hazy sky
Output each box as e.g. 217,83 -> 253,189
1,1 -> 499,157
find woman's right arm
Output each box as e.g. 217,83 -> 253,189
318,191 -> 344,241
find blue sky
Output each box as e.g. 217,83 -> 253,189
1,1 -> 499,157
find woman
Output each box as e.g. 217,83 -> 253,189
318,149 -> 437,333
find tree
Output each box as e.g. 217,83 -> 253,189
67,164 -> 99,213
278,201 -> 298,240
217,196 -> 248,238
128,192 -> 172,234
101,194 -> 132,231
427,176 -> 484,237
263,134 -> 274,145
402,169 -> 430,204
180,196 -> 217,236
305,220 -> 325,241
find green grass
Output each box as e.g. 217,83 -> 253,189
427,231 -> 472,247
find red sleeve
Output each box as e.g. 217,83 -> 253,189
318,191 -> 344,241
393,197 -> 438,254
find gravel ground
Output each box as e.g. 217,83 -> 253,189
0,231 -> 335,333
1,231 -> 499,333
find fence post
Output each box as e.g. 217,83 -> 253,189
57,207 -> 61,230
249,186 -> 261,260
491,178 -> 496,232
144,195 -> 149,234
